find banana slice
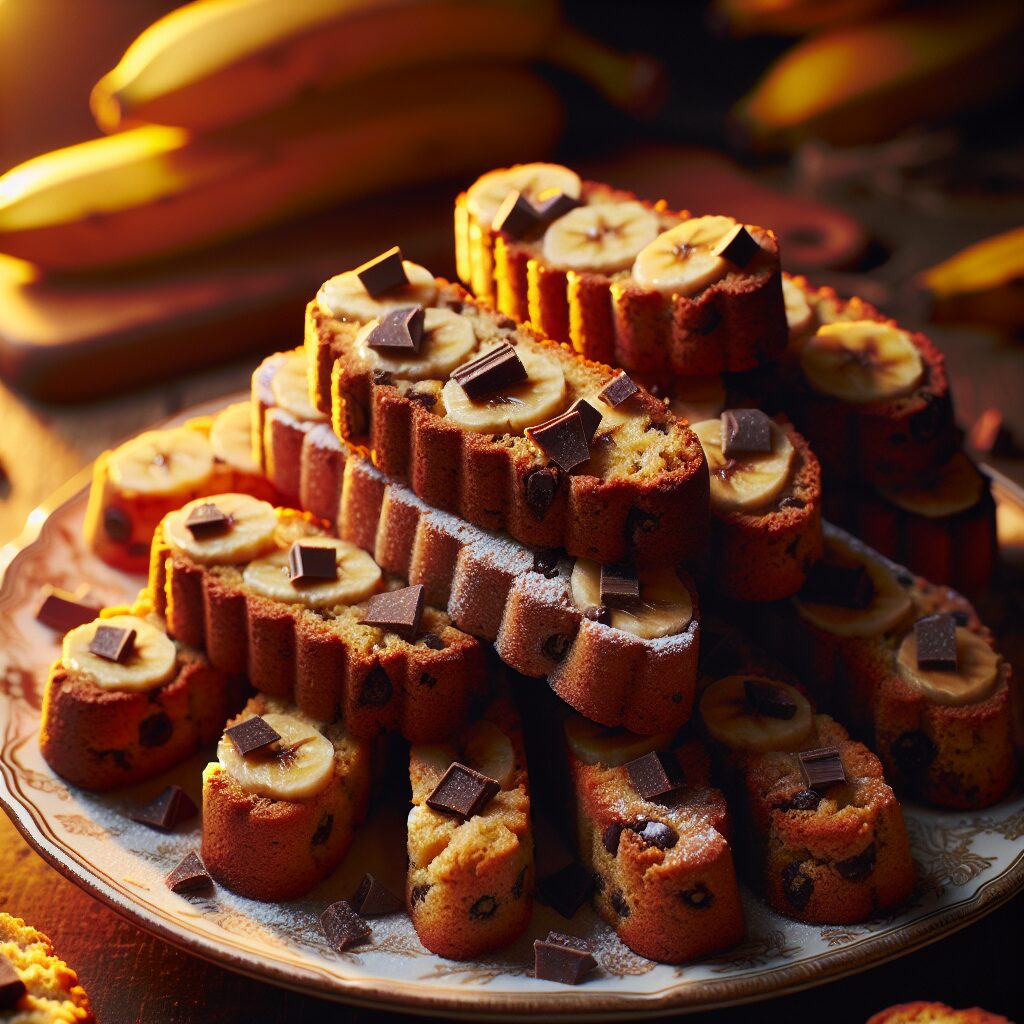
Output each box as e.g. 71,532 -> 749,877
570,559 -> 693,640
243,538 -> 381,608
691,417 -> 795,513
108,428 -> 214,497
317,260 -> 437,324
465,162 -> 582,229
783,276 -> 814,338
441,344 -> 566,434
218,710 -> 335,801
699,675 -> 814,754
665,375 -> 727,423
461,720 -> 515,789
632,215 -> 741,296
800,321 -> 924,404
62,614 -> 177,693
542,201 -> 661,274
209,401 -> 259,473
896,627 -> 1001,707
878,452 -> 985,518
355,307 -> 476,381
564,713 -> 676,767
164,492 -> 278,565
269,350 -> 327,423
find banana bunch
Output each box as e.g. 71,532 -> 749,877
733,0 -> 1024,151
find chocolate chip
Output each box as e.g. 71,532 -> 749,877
600,562 -> 639,608
721,409 -> 772,456
801,559 -> 874,609
626,506 -> 658,541
406,388 -> 437,410
185,502 -> 231,539
35,587 -> 100,634
527,409 -> 591,473
679,883 -> 714,909
287,542 -> 338,584
524,468 -> 558,518
497,315 -> 518,331
492,189 -> 541,237
418,673 -> 437,688
533,191 -> 581,223
798,746 -> 846,792
469,895 -> 498,920
366,305 -> 424,354
311,812 -> 334,847
711,223 -> 761,267
625,750 -> 685,801
592,872 -> 606,894
103,506 -> 132,541
426,762 -> 500,820
602,822 -> 624,855
89,624 -> 136,663
541,633 -> 570,662
951,610 -> 970,627
359,584 -> 424,641
584,605 -> 610,625
609,890 -> 629,917
320,900 -> 371,951
779,495 -> 806,510
0,954 -> 26,1010
351,873 -> 403,915
568,398 -> 602,444
892,730 -> 937,776
371,368 -> 393,386
781,860 -> 813,911
532,549 -> 559,578
421,633 -> 445,650
744,679 -> 798,720
599,372 -> 639,408
165,850 -> 212,894
410,884 -> 431,905
224,715 -> 281,757
138,711 -> 173,748
782,789 -> 821,812
358,665 -> 393,707
450,341 -> 527,400
835,842 -> 876,883
538,862 -> 594,919
130,784 -> 197,831
914,613 -> 958,671
637,820 -> 678,850
534,932 -> 596,985
356,246 -> 408,297
512,865 -> 528,898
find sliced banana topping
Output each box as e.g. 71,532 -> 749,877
164,492 -> 278,565
317,260 -> 437,323
564,713 -> 675,767
800,321 -> 924,404
269,350 -> 327,423
243,538 -> 381,609
897,627 -> 1000,707
356,307 -> 476,381
542,201 -> 661,274
632,215 -> 740,297
108,428 -> 214,497
699,675 -> 814,754
878,452 -> 984,518
218,711 -> 335,801
442,344 -> 565,434
691,417 -> 795,513
782,276 -> 814,338
461,720 -> 515,789
209,401 -> 260,473
570,559 -> 692,639
465,162 -> 582,229
62,614 -> 177,693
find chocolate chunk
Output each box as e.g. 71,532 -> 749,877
355,246 -> 407,297
541,632 -> 570,662
410,883 -> 431,905
585,605 -> 610,625
492,189 -> 541,237
35,587 -> 100,634
784,789 -> 821,812
165,850 -> 212,893
88,624 -> 136,663
366,305 -> 425,355
524,468 -> 558,518
914,613 -> 958,671
801,559 -> 874,609
534,932 -> 596,985
625,750 -> 685,801
224,715 -> 281,757
711,223 -> 761,267
721,408 -> 772,456
371,368 -> 393,386
312,812 -> 334,846
426,762 -> 500,820
532,549 -> 559,579
892,730 -> 937,776
568,398 -> 602,444
359,584 -> 424,641
679,883 -> 714,909
512,864 -> 528,898
320,900 -> 371,951
798,746 -> 846,792
835,842 -> 876,883
450,341 -> 527,400
103,506 -> 132,541
744,679 -> 798,720
779,495 -> 806,509
185,502 -> 230,539
469,895 -> 498,920
0,954 -> 26,1010
637,820 -> 678,850
602,822 -> 624,855
538,862 -> 593,919
421,633 -> 445,651
598,371 -> 639,408
534,191 -> 581,222
351,873 -> 403,916
358,665 -> 393,706
527,409 -> 590,472
609,890 -> 629,917
600,562 -> 639,608
781,860 -> 813,910
287,542 -> 338,584
131,784 -> 198,831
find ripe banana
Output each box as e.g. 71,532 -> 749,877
632,215 -> 742,297
465,162 -> 582,230
461,721 -> 516,788
699,675 -> 814,754
543,201 -> 661,274
209,402 -> 261,472
896,626 -> 1000,707
570,559 -> 693,639
164,492 -> 279,564
713,0 -> 904,37
878,452 -> 985,518
799,321 -> 923,404
563,713 -> 675,767
356,308 -> 477,382
63,614 -> 178,693
109,428 -> 214,497
782,276 -> 814,338
243,538 -> 381,607
318,261 -> 437,323
691,417 -> 795,513
269,350 -> 327,423
664,375 -> 728,424
733,0 -> 1024,151
0,65 -> 562,271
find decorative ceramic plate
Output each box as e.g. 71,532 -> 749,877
1,396 -> 1022,1020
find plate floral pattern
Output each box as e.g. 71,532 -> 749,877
1,397 -> 1021,1019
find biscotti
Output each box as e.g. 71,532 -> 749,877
306,256 -> 710,566
406,696 -> 533,959
341,456 -> 702,735
148,493 -> 487,742
455,162 -> 787,376
84,404 -> 277,574
562,714 -> 745,963
201,694 -> 374,901
39,602 -> 245,791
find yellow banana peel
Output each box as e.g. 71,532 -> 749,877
919,227 -> 1024,298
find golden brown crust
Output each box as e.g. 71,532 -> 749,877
866,1003 -> 1014,1024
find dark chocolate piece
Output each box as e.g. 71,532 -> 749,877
637,820 -> 678,850
35,587 -> 99,634
533,191 -> 581,223
320,900 -> 371,952
568,398 -> 602,444
492,189 -> 541,237
801,559 -> 874,609
679,883 -> 714,909
88,624 -> 136,664
185,502 -> 230,539
711,223 -> 761,267
426,762 -> 500,820
366,305 -> 425,355
165,850 -> 212,893
287,542 -> 338,584
914,613 -> 958,671
721,408 -> 772,456
359,584 -> 424,641
527,410 -> 590,473
600,562 -> 639,608
781,860 -> 813,910
351,873 -> 403,916
584,605 -> 610,625
450,341 -> 527,400
598,372 -> 639,408
0,955 -> 25,1010
602,822 -> 624,854
224,715 -> 281,757
744,679 -> 798,720
625,750 -> 685,801
534,932 -> 596,985
524,467 -> 558,518
538,862 -> 593,919
103,506 -> 132,541
355,246 -> 407,297
798,746 -> 846,792
131,784 -> 198,831
532,549 -> 559,579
